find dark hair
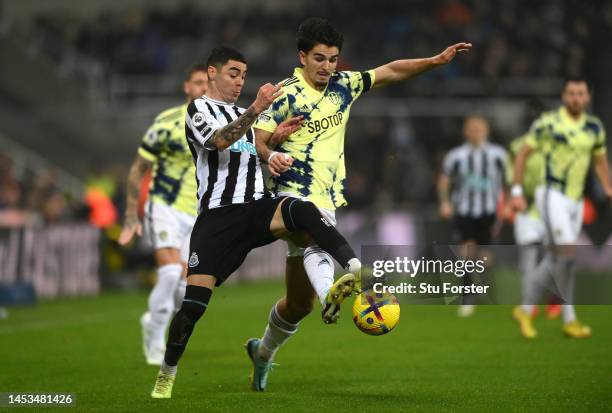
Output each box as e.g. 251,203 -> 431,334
296,17 -> 344,53
206,46 -> 247,69
564,76 -> 591,91
185,63 -> 208,81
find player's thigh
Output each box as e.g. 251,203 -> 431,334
187,205 -> 251,286
178,212 -> 196,263
536,187 -> 575,245
474,214 -> 495,245
570,199 -> 584,242
144,201 -> 185,252
154,247 -> 181,266
514,212 -> 545,245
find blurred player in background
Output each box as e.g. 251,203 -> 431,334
118,64 -> 208,364
512,78 -> 612,339
508,101 -> 561,325
253,16 -> 470,388
438,116 -> 508,316
150,46 -> 364,399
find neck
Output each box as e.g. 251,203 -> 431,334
206,82 -> 234,104
468,141 -> 485,148
565,106 -> 583,121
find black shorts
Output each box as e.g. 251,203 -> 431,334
187,197 -> 285,285
454,214 -> 496,245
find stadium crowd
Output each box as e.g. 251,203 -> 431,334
14,0 -> 604,84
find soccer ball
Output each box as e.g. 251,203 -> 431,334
352,290 -> 400,335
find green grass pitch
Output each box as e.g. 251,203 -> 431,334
1,280 -> 611,412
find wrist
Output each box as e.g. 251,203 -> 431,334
267,151 -> 279,164
429,55 -> 443,66
250,103 -> 264,115
511,184 -> 523,197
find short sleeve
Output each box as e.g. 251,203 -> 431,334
342,70 -> 375,101
186,101 -> 222,150
138,123 -> 170,162
592,122 -> 607,156
254,94 -> 290,134
524,116 -> 548,150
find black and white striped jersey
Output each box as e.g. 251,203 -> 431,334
185,95 -> 266,212
442,142 -> 508,218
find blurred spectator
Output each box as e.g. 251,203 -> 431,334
0,152 -> 88,227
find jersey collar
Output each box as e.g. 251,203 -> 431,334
559,106 -> 586,126
293,67 -> 328,97
202,94 -> 236,107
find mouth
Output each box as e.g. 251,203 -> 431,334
317,71 -> 329,77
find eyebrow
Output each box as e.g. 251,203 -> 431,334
228,67 -> 244,74
314,53 -> 339,59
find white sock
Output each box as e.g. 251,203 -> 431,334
257,304 -> 298,362
303,246 -> 334,305
521,304 -> 534,314
148,263 -> 182,346
562,305 -> 576,324
160,361 -> 177,375
174,277 -> 187,311
346,258 -> 362,277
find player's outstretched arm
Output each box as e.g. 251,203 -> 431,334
207,83 -> 283,151
372,42 -> 472,89
592,153 -> 612,201
510,144 -> 533,212
118,154 -> 152,246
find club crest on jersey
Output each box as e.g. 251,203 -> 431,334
192,112 -> 205,127
188,252 -> 199,268
327,91 -> 342,105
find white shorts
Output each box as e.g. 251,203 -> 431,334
513,211 -> 546,245
143,200 -> 196,261
534,186 -> 584,245
279,193 -> 336,257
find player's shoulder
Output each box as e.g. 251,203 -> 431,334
154,104 -> 186,124
280,75 -> 300,90
488,142 -> 508,158
584,113 -> 604,134
445,144 -> 467,159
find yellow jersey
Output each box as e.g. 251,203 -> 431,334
254,67 -> 375,210
525,106 -> 606,201
138,104 -> 197,215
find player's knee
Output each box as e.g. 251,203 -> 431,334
281,199 -> 320,232
180,285 -> 212,323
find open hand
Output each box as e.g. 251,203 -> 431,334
118,216 -> 142,246
433,42 -> 472,65
253,83 -> 283,114
271,116 -> 304,146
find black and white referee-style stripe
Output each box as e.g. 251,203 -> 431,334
442,142 -> 508,217
185,95 -> 265,212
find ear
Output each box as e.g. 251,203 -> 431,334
298,51 -> 306,66
207,65 -> 217,81
183,81 -> 190,96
